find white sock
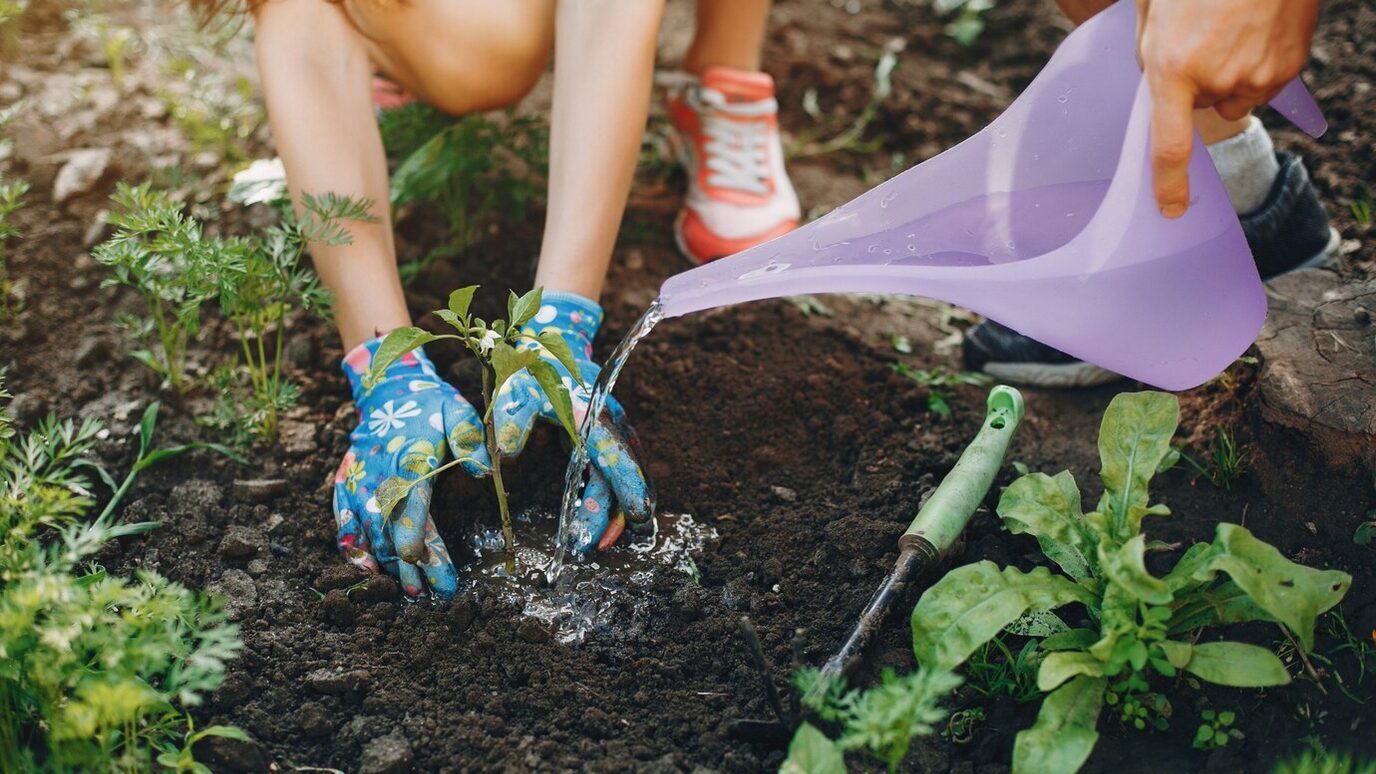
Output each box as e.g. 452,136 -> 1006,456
1205,116 -> 1281,216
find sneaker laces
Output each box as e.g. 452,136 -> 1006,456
695,88 -> 775,196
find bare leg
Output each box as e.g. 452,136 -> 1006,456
682,0 -> 771,74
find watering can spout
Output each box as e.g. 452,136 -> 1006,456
657,0 -> 1325,392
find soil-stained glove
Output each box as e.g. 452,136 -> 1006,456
333,337 -> 491,598
492,291 -> 653,552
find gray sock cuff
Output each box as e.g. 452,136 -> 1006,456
1206,116 -> 1281,215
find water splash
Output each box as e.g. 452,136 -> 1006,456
467,509 -> 717,644
552,299 -> 665,580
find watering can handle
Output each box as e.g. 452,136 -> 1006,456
1267,77 -> 1327,138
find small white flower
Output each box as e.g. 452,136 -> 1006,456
476,330 -> 501,354
368,399 -> 422,436
228,157 -> 289,206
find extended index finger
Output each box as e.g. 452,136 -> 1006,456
1147,71 -> 1197,219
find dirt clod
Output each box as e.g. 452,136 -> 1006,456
218,525 -> 265,559
360,730 -> 414,774
232,478 -> 289,503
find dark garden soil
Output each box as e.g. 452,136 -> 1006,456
2,0 -> 1374,771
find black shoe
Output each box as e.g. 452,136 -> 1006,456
961,150 -> 1340,388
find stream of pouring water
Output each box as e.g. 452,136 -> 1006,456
551,298 -> 666,581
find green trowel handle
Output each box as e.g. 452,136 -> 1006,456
900,385 -> 1024,560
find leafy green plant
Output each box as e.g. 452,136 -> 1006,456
934,0 -> 996,46
892,363 -> 991,418
379,104 -> 548,283
209,191 -> 369,440
909,391 -> 1351,774
0,173 -> 25,322
942,706 -> 985,744
1354,510 -> 1375,546
366,286 -> 582,573
154,719 -> 252,774
1180,427 -> 1250,491
966,635 -> 1042,702
1351,184 -> 1372,227
94,183 -> 224,391
0,378 -> 245,771
161,59 -> 263,169
1192,708 -> 1242,750
97,182 -> 370,439
1274,745 -> 1376,774
790,49 -> 898,158
789,666 -> 961,772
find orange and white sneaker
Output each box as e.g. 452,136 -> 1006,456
665,67 -> 801,265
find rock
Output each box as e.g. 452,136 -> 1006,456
353,574 -> 400,604
516,617 -> 553,644
52,148 -> 112,204
168,480 -> 223,520
314,562 -> 369,592
192,732 -> 269,773
218,525 -> 265,559
82,209 -> 110,248
232,478 -> 288,503
208,570 -> 257,620
447,596 -> 476,632
246,558 -> 269,576
73,336 -> 110,368
297,701 -> 333,737
770,485 -> 798,503
322,588 -> 357,626
307,667 -> 371,695
1255,270 -> 1376,480
279,419 -> 317,455
361,730 -> 414,774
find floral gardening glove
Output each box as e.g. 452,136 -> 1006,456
334,337 -> 491,598
493,291 -> 654,552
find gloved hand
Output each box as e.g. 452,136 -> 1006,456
333,337 -> 491,598
493,291 -> 653,552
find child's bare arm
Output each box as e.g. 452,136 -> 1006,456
253,0 -> 410,350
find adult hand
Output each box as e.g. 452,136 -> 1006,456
1135,0 -> 1320,217
333,338 -> 491,598
492,291 -> 654,553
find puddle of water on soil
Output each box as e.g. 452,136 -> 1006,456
552,299 -> 665,580
463,508 -> 716,645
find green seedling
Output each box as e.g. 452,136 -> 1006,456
1355,510 -> 1376,546
1192,709 -> 1242,750
1105,671 -> 1171,732
210,191 -> 369,440
1351,184 -> 1372,227
0,172 -> 26,322
1180,427 -> 1250,491
943,707 -> 985,744
0,377 -> 244,771
380,104 -> 547,283
892,363 -> 991,418
161,57 -> 263,169
98,182 -> 370,439
155,719 -> 252,774
910,391 -> 1352,774
94,183 -> 223,391
967,635 -> 1042,703
365,285 -> 582,574
934,0 -> 997,46
790,49 -> 898,158
1273,744 -> 1376,774
789,666 -> 961,773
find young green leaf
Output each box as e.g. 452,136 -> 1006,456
536,330 -> 584,387
374,477 -> 413,521
1183,641 -> 1291,687
448,285 -> 479,319
1198,523 -> 1351,651
527,359 -> 579,444
490,340 -> 538,398
196,725 -> 251,743
1095,391 -> 1178,541
368,327 -> 440,386
998,471 -> 1093,581
1036,652 -> 1104,692
1012,675 -> 1105,774
781,723 -> 846,774
911,562 -> 1095,672
1098,535 -> 1172,606
511,287 -> 543,329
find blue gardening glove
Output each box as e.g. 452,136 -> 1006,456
333,337 -> 491,598
493,291 -> 653,552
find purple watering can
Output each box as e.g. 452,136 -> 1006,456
657,0 -> 1326,391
